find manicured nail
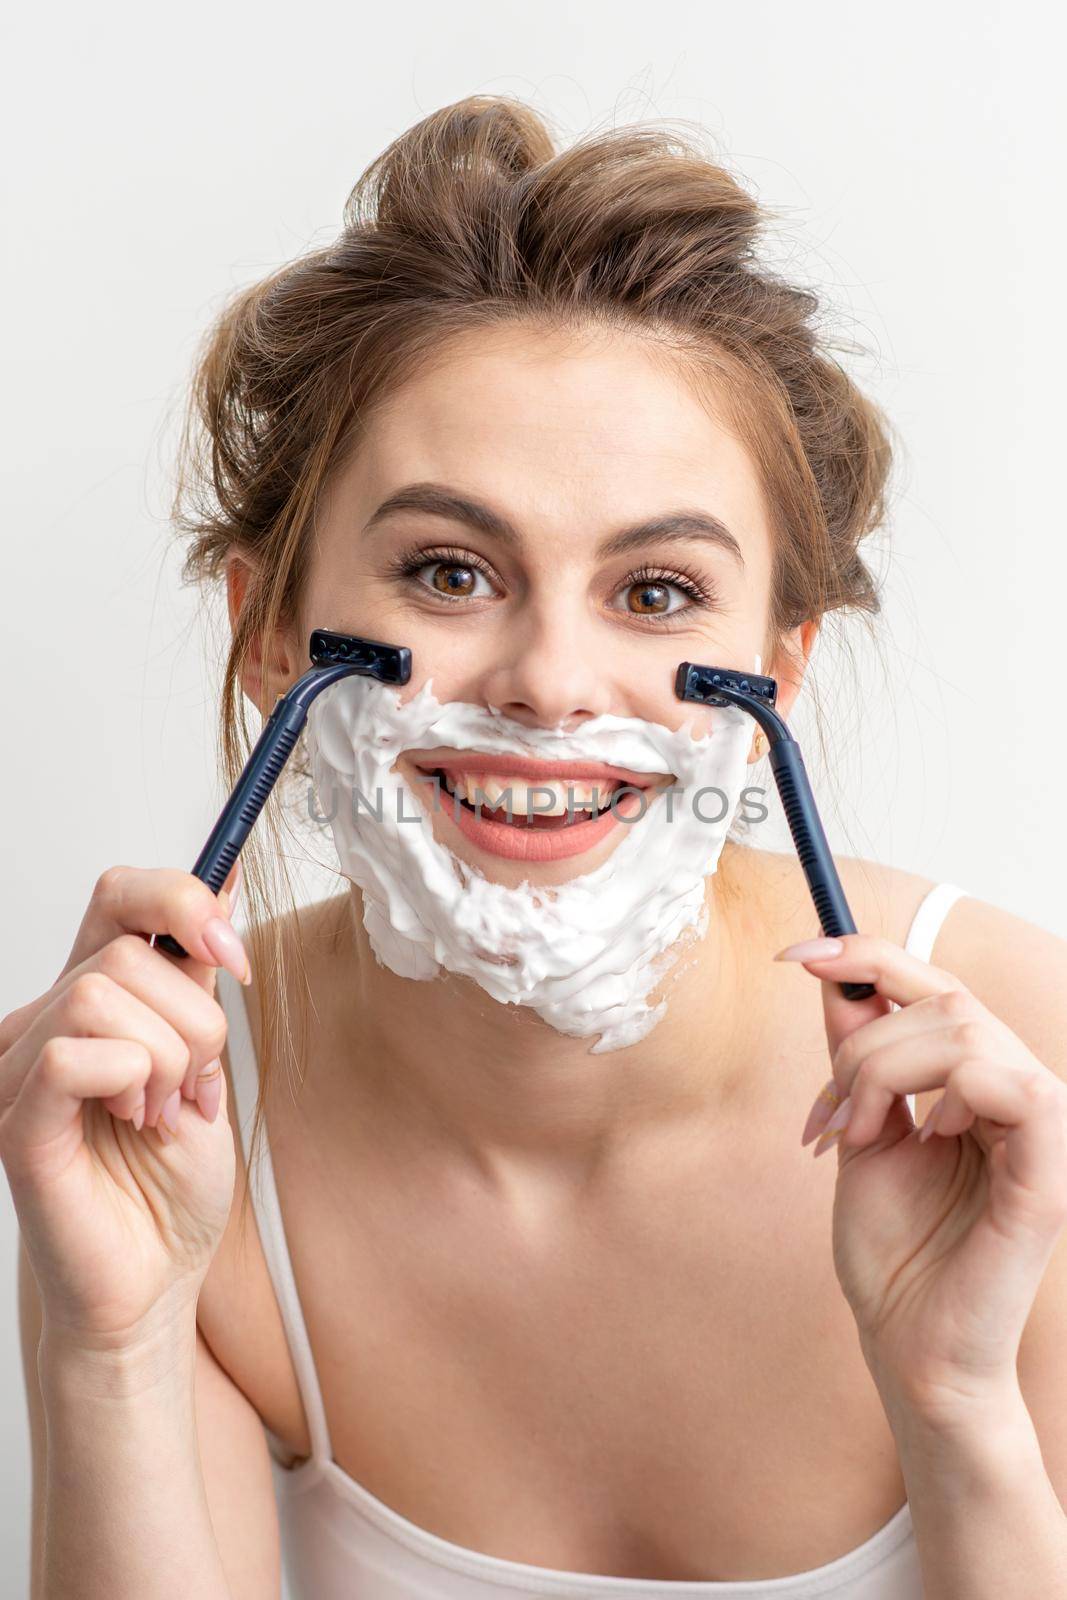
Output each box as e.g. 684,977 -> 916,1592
919,1098 -> 944,1143
801,1077 -> 842,1146
813,1094 -> 852,1157
775,938 -> 844,963
202,916 -> 251,985
132,1097 -> 146,1132
195,1060 -> 223,1124
227,858 -> 244,914
160,1088 -> 182,1134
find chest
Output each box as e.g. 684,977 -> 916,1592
237,1119 -> 909,1581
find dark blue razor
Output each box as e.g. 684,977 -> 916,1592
154,630 -> 411,960
675,662 -> 876,1002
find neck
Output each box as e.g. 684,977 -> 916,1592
316,843 -> 773,1187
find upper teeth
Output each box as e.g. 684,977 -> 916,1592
442,774 -> 623,816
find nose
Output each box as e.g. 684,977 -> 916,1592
478,606 -> 615,729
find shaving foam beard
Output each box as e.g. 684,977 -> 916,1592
304,678 -> 753,1052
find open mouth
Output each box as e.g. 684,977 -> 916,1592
409,753 -> 669,863
430,768 -> 628,829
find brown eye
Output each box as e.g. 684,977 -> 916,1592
398,547 -> 499,603
610,570 -> 703,619
627,581 -> 671,614
411,558 -> 495,599
431,562 -> 477,596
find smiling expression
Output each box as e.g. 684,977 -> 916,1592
237,321 -> 813,885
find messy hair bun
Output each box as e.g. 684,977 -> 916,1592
180,94 -> 891,632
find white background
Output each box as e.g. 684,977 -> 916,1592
2,1 -> 1064,1591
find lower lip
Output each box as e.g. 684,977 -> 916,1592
429,783 -> 650,862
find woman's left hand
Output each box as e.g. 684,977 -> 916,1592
779,933 -> 1067,1422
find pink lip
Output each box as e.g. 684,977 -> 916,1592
406,751 -> 664,863
442,785 -> 648,861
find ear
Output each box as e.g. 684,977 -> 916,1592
224,552 -> 301,710
767,617 -> 820,721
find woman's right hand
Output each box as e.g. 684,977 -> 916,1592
0,864 -> 250,1351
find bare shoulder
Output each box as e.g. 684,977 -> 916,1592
746,846 -> 1067,1061
839,854 -> 1067,1073
736,846 -> 941,948
918,884 -> 1067,1075
833,853 -> 943,945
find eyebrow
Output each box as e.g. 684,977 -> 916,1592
362,481 -> 745,569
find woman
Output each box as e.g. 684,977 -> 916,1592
8,96 -> 1067,1599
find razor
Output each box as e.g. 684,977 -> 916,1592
153,630 -> 411,959
675,662 -> 876,1002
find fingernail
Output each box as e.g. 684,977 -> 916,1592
132,1097 -> 146,1132
218,858 -> 243,920
160,1088 -> 182,1134
195,1060 -> 223,1124
813,1094 -> 852,1157
919,1098 -> 944,1143
775,938 -> 844,963
202,916 -> 251,985
801,1077 -> 842,1146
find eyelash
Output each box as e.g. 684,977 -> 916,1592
385,542 -> 722,621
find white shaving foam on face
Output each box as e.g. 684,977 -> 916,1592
304,677 -> 754,1052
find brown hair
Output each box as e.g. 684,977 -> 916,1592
172,94 -> 895,1199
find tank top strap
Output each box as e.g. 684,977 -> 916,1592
895,882 -> 966,1123
217,964 -> 334,1470
903,882 -> 968,963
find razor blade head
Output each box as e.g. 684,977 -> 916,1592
309,629 -> 412,685
675,661 -> 778,708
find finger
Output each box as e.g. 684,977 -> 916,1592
931,1062 -> 1067,1230
835,1019 -> 1035,1148
1,1037 -> 153,1167
60,866 -> 250,986
1,973 -> 197,1133
1,940 -> 214,1057
778,933 -> 967,1008
100,1074 -> 149,1128
2,866 -> 244,1056
830,987 -> 1018,1098
193,1058 -> 224,1124
778,934 -> 966,1062
223,857 -> 243,916
63,864 -> 240,969
0,870 -> 241,1094
177,888 -> 236,1099
51,935 -> 226,1108
830,991 -> 978,1085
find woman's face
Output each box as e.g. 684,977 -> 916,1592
239,323 -> 815,886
